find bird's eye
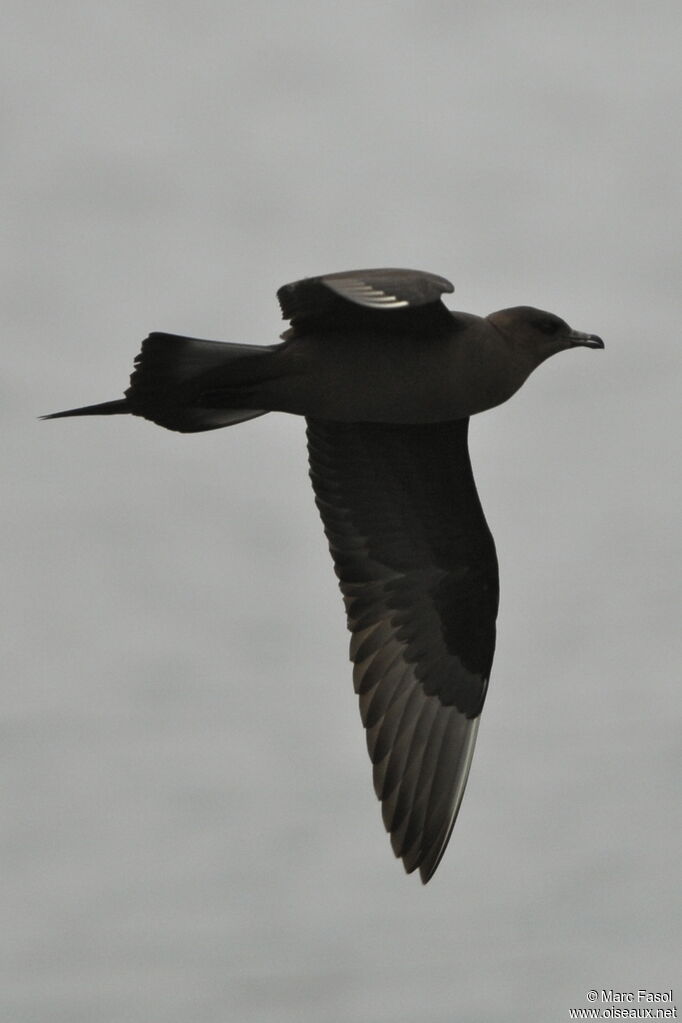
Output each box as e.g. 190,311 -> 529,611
536,317 -> 560,335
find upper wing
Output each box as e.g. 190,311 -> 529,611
278,268 -> 455,336
306,417 -> 499,882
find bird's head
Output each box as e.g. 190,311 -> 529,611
486,306 -> 604,366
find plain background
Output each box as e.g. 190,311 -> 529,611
3,2 -> 680,1020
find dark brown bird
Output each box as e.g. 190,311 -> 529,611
43,268 -> 604,882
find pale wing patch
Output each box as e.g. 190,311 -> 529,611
323,275 -> 410,309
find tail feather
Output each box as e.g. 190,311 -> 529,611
125,332 -> 273,432
42,333 -> 276,434
41,399 -> 130,420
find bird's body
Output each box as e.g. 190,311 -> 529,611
243,318 -> 518,423
44,268 -> 603,882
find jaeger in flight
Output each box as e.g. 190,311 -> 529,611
44,268 -> 603,882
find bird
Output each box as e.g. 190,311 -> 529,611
43,268 -> 604,882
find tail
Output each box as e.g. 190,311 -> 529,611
42,333 -> 276,433
41,399 -> 129,421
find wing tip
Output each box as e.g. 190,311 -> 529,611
395,715 -> 481,883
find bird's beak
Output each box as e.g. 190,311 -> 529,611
567,329 -> 604,349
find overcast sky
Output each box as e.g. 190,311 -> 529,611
3,2 -> 681,1021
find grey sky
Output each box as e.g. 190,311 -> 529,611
4,2 -> 681,1020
